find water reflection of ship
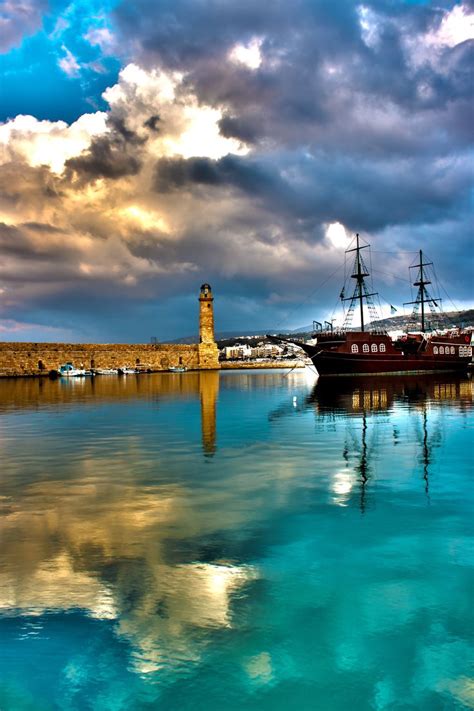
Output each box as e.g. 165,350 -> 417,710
311,375 -> 472,510
311,374 -> 473,415
268,374 -> 471,511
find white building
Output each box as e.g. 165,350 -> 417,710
224,344 -> 253,360
250,343 -> 284,358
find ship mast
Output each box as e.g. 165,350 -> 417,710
405,250 -> 439,333
342,234 -> 378,332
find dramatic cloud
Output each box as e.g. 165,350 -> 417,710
0,112 -> 108,172
0,0 -> 48,52
0,1 -> 472,340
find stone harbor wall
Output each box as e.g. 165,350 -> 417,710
0,342 -> 220,377
0,283 -> 221,378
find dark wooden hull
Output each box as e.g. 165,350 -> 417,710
300,344 -> 470,377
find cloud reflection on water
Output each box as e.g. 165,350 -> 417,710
0,370 -> 472,706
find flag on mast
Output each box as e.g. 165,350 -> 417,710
390,305 -> 397,314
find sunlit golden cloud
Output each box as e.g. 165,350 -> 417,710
0,112 -> 108,173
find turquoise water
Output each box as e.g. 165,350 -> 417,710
0,370 -> 472,710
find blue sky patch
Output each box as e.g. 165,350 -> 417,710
0,0 -> 120,122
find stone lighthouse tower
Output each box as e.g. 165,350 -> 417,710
198,283 -> 219,369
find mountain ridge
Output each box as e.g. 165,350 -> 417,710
169,310 -> 474,345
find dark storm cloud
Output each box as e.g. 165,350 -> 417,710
112,0 -> 473,134
218,115 -> 259,144
109,116 -> 146,145
113,0 -> 473,237
0,162 -> 64,209
66,136 -> 142,179
0,221 -> 73,265
22,222 -> 66,234
154,150 -> 472,232
143,114 -> 161,131
112,0 -> 472,312
154,155 -> 270,192
66,115 -> 145,180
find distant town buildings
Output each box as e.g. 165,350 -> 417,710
220,341 -> 299,361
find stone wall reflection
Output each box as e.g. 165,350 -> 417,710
0,372 -> 219,457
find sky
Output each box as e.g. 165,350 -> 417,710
0,0 -> 473,342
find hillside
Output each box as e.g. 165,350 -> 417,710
291,309 -> 474,337
169,310 -> 474,346
367,309 -> 474,331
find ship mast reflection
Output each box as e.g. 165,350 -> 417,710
422,408 -> 430,498
416,400 -> 442,501
304,374 -> 471,511
357,411 -> 369,513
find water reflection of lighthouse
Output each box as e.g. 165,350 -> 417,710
199,371 -> 219,456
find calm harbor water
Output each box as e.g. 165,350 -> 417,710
0,370 -> 472,710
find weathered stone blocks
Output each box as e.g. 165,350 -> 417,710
0,286 -> 220,377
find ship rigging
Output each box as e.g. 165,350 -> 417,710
269,235 -> 472,377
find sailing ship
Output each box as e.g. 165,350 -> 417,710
273,236 -> 472,377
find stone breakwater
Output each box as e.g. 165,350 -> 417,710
0,341 -> 219,378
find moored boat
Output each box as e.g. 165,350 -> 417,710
272,236 -> 472,377
168,366 -> 187,373
59,363 -> 92,377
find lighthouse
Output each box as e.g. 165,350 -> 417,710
199,283 -> 215,343
198,283 -> 219,368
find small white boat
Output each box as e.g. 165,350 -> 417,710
168,366 -> 187,373
59,363 -> 91,377
118,367 -> 139,375
95,368 -> 119,375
